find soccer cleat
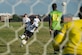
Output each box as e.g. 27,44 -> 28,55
20,39 -> 27,47
20,40 -> 27,47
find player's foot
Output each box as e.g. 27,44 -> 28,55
20,39 -> 27,47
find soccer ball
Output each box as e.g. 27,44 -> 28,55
62,2 -> 67,6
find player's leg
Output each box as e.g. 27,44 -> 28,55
19,34 -> 26,40
53,30 -> 60,54
21,39 -> 27,47
20,30 -> 28,47
25,31 -> 33,41
19,30 -> 27,40
21,31 -> 33,47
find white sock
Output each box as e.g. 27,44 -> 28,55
21,35 -> 25,39
22,40 -> 27,45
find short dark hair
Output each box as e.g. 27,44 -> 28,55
23,13 -> 27,17
52,3 -> 57,10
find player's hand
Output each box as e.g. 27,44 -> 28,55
49,29 -> 53,34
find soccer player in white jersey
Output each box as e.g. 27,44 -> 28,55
22,14 -> 30,26
20,19 -> 38,47
34,15 -> 40,26
22,13 -> 31,35
33,15 -> 40,32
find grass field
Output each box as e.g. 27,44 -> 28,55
0,22 -> 55,55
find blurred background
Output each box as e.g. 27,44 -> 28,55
0,0 -> 82,55
0,0 -> 82,16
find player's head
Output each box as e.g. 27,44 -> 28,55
23,13 -> 28,17
36,15 -> 38,18
52,3 -> 57,10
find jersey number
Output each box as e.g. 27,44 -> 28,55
52,14 -> 59,21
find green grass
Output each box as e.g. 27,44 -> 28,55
0,22 -> 54,55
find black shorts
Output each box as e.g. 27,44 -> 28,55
24,30 -> 33,38
53,30 -> 60,38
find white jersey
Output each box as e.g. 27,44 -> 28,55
23,17 -> 30,24
33,18 -> 40,27
26,23 -> 37,32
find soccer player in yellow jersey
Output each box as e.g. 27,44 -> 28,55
53,17 -> 82,55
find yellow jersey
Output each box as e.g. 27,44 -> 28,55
53,19 -> 82,54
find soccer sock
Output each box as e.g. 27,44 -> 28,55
20,35 -> 26,39
21,39 -> 27,45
